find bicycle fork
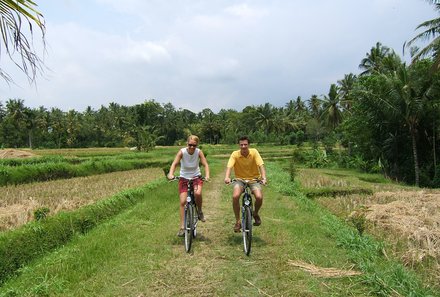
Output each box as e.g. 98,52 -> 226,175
242,193 -> 253,232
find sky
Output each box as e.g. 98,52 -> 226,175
0,0 -> 438,113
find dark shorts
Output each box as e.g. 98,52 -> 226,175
178,177 -> 203,194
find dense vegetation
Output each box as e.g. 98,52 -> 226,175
2,3 -> 440,188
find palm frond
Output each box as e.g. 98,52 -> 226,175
0,0 -> 46,83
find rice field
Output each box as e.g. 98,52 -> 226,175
297,167 -> 440,285
0,167 -> 163,231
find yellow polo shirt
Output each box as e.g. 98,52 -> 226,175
227,148 -> 264,179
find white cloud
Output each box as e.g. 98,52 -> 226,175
224,3 -> 267,19
1,0 -> 438,113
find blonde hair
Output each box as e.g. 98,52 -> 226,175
187,135 -> 199,143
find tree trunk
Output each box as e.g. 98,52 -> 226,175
434,121 -> 437,177
28,130 -> 32,149
410,127 -> 420,187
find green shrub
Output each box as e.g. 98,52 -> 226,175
289,159 -> 297,182
34,207 -> 50,221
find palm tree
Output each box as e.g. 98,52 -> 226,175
405,1 -> 440,68
320,84 -> 343,130
359,42 -> 399,76
381,62 -> 435,186
308,94 -> 321,119
255,103 -> 277,135
337,73 -> 357,111
0,0 -> 46,82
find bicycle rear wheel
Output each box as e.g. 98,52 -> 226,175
184,204 -> 194,252
242,206 -> 253,256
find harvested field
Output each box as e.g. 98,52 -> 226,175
0,167 -> 163,231
322,189 -> 440,284
0,149 -> 38,159
365,191 -> 440,265
298,168 -> 440,284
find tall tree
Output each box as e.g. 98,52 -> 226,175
405,1 -> 440,68
0,0 -> 46,82
2,99 -> 27,146
308,94 -> 321,119
255,103 -> 276,134
382,62 -> 436,186
337,73 -> 357,111
359,42 -> 399,76
320,84 -> 343,130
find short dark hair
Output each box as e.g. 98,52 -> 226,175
238,135 -> 250,144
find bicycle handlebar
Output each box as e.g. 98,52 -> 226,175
168,175 -> 206,182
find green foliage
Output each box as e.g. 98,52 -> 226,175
0,155 -> 168,186
303,187 -> 373,198
288,158 -> 296,181
347,208 -> 367,236
33,207 -> 50,221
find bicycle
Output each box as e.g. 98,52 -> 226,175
171,176 -> 203,253
232,178 -> 261,256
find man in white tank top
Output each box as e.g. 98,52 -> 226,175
167,135 -> 210,237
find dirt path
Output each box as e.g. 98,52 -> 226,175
146,171 -> 231,296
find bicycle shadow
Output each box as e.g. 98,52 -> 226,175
226,232 -> 267,248
170,232 -> 212,246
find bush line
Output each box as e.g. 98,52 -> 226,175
0,159 -> 168,186
303,187 -> 373,198
0,178 -> 165,285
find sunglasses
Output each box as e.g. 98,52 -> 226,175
188,144 -> 198,148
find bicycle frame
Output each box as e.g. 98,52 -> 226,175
241,182 -> 253,256
172,176 -> 201,253
231,178 -> 260,256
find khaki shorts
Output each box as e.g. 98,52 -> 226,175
232,179 -> 262,192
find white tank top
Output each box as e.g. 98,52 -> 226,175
179,147 -> 201,179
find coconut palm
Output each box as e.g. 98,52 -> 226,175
0,0 -> 46,82
337,73 -> 357,111
381,62 -> 435,186
359,42 -> 391,76
255,103 -> 276,134
308,94 -> 321,119
405,1 -> 440,68
320,84 -> 343,130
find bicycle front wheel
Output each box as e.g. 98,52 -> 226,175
184,205 -> 194,253
242,206 -> 253,256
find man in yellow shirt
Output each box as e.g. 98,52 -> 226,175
224,136 -> 267,232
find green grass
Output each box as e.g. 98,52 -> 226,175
0,154 -> 437,296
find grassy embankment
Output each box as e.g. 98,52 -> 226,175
0,151 -> 437,296
296,167 -> 440,293
0,147 -> 174,186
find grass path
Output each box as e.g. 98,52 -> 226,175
0,164 -> 424,296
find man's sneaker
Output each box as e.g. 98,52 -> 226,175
253,214 -> 261,226
234,222 -> 241,233
177,228 -> 185,237
198,211 -> 206,222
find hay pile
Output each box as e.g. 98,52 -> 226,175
365,191 -> 440,264
0,149 -> 37,159
288,260 -> 362,278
